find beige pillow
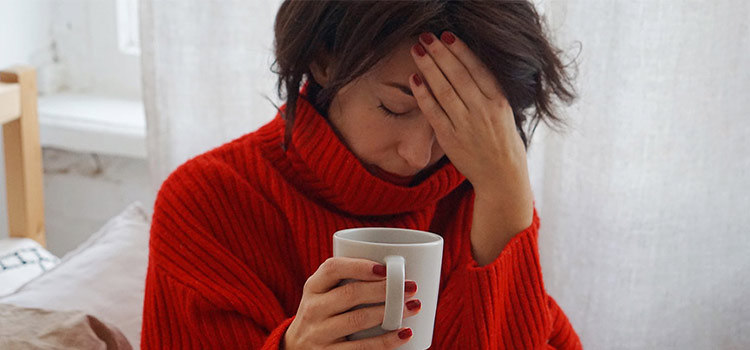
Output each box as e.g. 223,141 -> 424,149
0,202 -> 151,348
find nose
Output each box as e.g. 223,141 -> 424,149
397,120 -> 436,172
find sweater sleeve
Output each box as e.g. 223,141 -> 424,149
432,207 -> 583,349
140,157 -> 294,350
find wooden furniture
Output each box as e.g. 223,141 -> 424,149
0,66 -> 45,246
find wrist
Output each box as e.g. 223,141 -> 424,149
469,193 -> 534,266
282,322 -> 296,350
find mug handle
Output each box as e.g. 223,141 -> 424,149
381,255 -> 405,330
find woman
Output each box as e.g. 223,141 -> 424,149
141,1 -> 580,349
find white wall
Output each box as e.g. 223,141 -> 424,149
51,0 -> 142,98
0,0 -> 52,68
0,0 -> 53,244
40,148 -> 153,256
1,0 -> 142,97
0,0 -> 151,256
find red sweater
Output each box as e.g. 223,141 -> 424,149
141,91 -> 582,349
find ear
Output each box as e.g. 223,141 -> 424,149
309,52 -> 333,87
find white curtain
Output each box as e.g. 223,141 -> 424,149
139,0 -> 285,189
139,1 -> 750,349
533,1 -> 749,348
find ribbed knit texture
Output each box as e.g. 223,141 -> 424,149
141,88 -> 582,349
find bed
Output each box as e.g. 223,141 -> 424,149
0,66 -> 150,349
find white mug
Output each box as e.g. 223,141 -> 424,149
333,227 -> 444,350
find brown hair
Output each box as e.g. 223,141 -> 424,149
272,0 -> 577,151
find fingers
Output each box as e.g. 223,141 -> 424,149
295,258 -> 423,348
321,279 -> 418,316
411,40 -> 469,126
328,328 -> 413,350
304,257 -> 386,294
409,72 -> 457,151
416,32 -> 486,111
437,31 -> 506,101
321,299 -> 422,341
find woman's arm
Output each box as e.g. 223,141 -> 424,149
408,31 -> 535,267
410,32 -> 581,348
470,176 -> 535,266
431,201 -> 582,349
141,157 -> 294,350
142,262 -> 294,350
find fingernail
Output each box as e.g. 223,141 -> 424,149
398,328 -> 413,339
373,264 -> 386,277
405,281 -> 417,293
441,31 -> 456,45
413,43 -> 426,57
412,74 -> 422,87
419,32 -> 434,45
406,299 -> 422,311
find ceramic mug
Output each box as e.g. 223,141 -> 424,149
333,227 -> 444,350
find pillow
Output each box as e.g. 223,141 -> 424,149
0,238 -> 60,297
0,201 -> 151,348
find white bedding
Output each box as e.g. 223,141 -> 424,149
0,238 -> 60,297
0,202 -> 151,348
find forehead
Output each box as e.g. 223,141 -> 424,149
368,40 -> 419,83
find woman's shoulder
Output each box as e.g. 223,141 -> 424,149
151,142 -> 290,247
164,134 -> 253,180
157,127 -> 284,205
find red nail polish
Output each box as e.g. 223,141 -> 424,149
398,328 -> 413,339
412,74 -> 422,87
413,43 -> 426,57
405,281 -> 417,293
373,264 -> 386,277
441,31 -> 456,45
420,32 -> 434,45
406,299 -> 421,311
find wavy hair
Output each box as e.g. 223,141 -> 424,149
272,0 -> 578,151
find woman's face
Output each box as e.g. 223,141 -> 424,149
317,41 -> 446,181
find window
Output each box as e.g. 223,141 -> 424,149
116,0 -> 140,56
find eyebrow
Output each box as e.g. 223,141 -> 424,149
382,81 -> 414,97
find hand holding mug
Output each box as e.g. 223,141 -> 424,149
284,257 -> 420,350
332,227 -> 444,350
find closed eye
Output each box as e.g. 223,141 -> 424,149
378,102 -> 407,118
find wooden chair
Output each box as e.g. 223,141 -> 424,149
0,66 -> 46,246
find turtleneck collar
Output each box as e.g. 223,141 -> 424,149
256,85 -> 467,217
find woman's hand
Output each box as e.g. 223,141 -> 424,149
409,32 -> 534,264
284,257 -> 420,350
